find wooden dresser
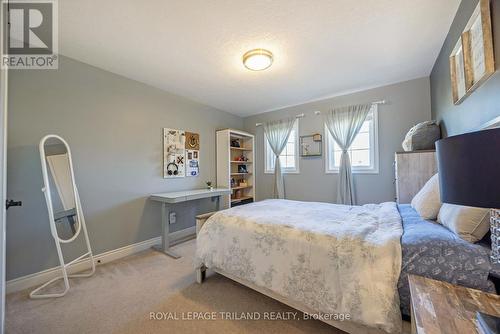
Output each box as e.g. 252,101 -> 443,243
394,150 -> 438,204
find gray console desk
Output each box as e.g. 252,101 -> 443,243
150,188 -> 231,259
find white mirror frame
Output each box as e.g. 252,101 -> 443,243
40,135 -> 82,243
30,134 -> 95,299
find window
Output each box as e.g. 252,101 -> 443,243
265,119 -> 299,174
325,107 -> 379,174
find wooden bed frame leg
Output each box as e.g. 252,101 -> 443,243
196,266 -> 206,284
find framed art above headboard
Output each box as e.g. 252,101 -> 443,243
449,0 -> 495,105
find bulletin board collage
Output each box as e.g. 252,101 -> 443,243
163,128 -> 200,178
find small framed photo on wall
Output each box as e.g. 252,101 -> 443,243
299,134 -> 322,157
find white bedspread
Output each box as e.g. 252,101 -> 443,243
195,199 -> 403,333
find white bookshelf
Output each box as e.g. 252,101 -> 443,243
216,129 -> 255,208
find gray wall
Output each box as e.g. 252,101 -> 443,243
7,58 -> 432,280
430,0 -> 500,136
243,77 -> 432,205
7,56 -> 242,280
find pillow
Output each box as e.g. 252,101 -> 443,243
437,204 -> 490,243
402,121 -> 441,151
411,173 -> 441,220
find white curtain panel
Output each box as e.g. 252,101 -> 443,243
263,117 -> 296,199
325,103 -> 372,205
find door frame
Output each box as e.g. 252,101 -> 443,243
0,1 -> 8,333
0,67 -> 6,334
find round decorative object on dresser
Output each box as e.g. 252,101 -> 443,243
402,121 -> 441,151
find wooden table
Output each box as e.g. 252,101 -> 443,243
409,275 -> 500,334
150,188 -> 231,259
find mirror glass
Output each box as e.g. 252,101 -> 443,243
43,137 -> 80,241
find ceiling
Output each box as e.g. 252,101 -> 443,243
59,0 -> 460,117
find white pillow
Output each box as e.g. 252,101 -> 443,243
411,173 -> 441,220
438,204 -> 490,243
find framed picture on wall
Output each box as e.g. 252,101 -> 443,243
300,134 -> 322,157
462,0 -> 495,92
449,0 -> 495,105
450,38 -> 467,104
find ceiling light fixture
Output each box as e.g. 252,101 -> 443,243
242,49 -> 273,71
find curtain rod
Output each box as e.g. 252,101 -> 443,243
255,113 -> 304,127
255,100 -> 386,127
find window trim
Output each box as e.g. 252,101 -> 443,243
324,106 -> 379,174
264,119 -> 300,174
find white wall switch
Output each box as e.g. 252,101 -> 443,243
169,212 -> 176,224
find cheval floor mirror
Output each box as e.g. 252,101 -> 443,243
30,135 -> 95,298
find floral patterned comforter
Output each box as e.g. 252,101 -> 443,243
195,199 -> 403,333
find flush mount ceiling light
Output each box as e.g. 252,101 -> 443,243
242,49 -> 273,71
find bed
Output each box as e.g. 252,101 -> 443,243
397,204 -> 494,316
195,199 -> 495,334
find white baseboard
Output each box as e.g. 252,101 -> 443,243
170,226 -> 196,245
6,227 -> 196,294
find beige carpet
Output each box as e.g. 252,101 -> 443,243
6,240 -> 410,334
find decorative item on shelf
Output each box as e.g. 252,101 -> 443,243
449,0 -> 494,105
234,154 -> 248,162
206,181 -> 213,190
239,181 -> 248,188
234,189 -> 242,199
238,165 -> 248,173
230,178 -> 236,188
300,134 -> 322,157
230,139 -> 240,148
